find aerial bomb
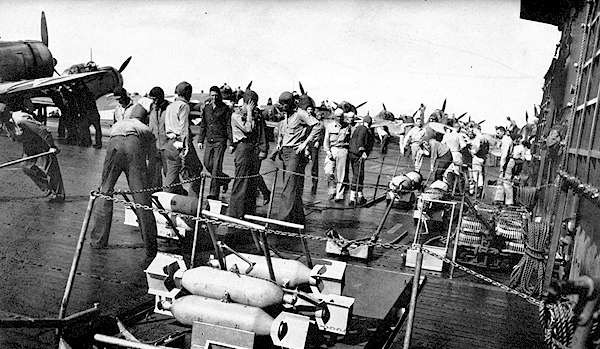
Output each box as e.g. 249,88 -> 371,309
220,253 -> 317,288
161,295 -> 309,349
152,192 -> 198,215
160,295 -> 274,335
173,266 -> 291,308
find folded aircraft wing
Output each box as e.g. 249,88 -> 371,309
0,67 -> 123,101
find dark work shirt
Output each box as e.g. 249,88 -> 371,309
349,124 -> 374,155
199,101 -> 233,144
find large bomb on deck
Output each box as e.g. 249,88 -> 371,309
220,253 -> 317,288
161,295 -> 310,349
173,266 -> 292,308
160,295 -> 274,335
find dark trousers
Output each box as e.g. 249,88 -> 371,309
310,145 -> 319,179
164,139 -> 203,196
228,142 -> 258,220
278,146 -> 308,225
432,151 -> 453,181
58,111 -> 78,144
349,152 -> 365,191
78,116 -> 91,147
22,153 -> 65,198
203,140 -> 228,198
148,149 -> 165,188
77,108 -> 102,147
256,157 -> 270,197
88,110 -> 102,146
88,135 -> 157,257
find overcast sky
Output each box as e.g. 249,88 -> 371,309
0,0 -> 559,131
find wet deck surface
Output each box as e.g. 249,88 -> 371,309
0,120 -> 543,348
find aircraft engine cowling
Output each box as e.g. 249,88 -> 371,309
0,41 -> 54,82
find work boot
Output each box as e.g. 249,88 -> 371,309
311,179 -> 318,195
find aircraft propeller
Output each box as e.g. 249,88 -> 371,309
441,98 -> 447,112
299,81 -> 305,95
41,11 -> 48,47
118,56 -> 132,73
356,101 -> 367,109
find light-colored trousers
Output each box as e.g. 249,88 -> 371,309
324,147 -> 349,199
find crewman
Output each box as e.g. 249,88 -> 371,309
441,119 -> 468,190
442,119 -> 467,166
420,138 -> 453,183
87,110 -> 158,260
198,86 -> 233,199
147,87 -> 170,188
348,114 -> 374,205
275,91 -> 322,225
297,94 -> 323,195
0,101 -> 65,202
403,117 -> 426,171
164,81 -> 203,196
228,89 -> 267,227
468,123 -> 489,197
375,124 -> 390,154
73,82 -> 103,148
496,125 -> 514,204
113,87 -> 134,123
323,108 -> 350,202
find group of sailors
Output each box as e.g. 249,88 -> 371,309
0,83 -> 538,260
398,109 -> 536,200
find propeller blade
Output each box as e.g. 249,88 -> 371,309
441,98 -> 446,112
356,101 -> 367,109
457,112 -> 467,120
246,81 -> 253,91
525,111 -> 529,122
299,81 -> 305,95
382,103 -> 387,111
468,115 -> 471,123
478,120 -> 485,125
118,56 -> 132,73
534,104 -> 538,117
41,11 -> 48,47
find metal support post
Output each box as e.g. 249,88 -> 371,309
59,193 -> 96,319
403,244 -> 423,349
190,174 -> 205,268
57,193 -> 96,344
94,334 -> 171,349
0,149 -> 56,169
450,193 -> 465,279
373,155 -> 385,200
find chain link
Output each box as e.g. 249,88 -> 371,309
419,247 -> 542,306
111,169 -> 277,195
94,190 -> 542,306
92,191 -> 409,252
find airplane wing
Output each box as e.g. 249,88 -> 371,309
0,67 -> 123,102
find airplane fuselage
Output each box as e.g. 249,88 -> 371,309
0,41 -> 54,82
